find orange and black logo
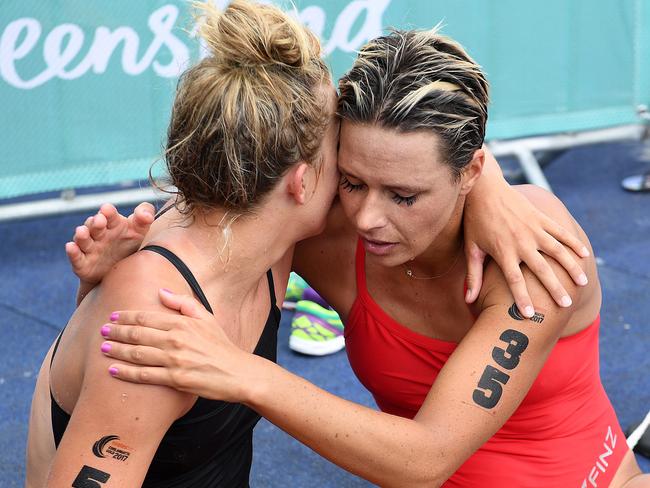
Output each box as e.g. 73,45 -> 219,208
92,435 -> 131,462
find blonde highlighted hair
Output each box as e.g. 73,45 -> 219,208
163,0 -> 330,214
338,28 -> 489,179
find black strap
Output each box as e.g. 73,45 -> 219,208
266,270 -> 276,307
143,245 -> 276,310
150,205 -> 276,308
142,245 -> 214,313
50,331 -> 64,367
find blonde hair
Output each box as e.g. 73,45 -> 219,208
338,28 -> 489,180
163,0 -> 330,214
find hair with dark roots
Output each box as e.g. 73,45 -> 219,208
158,0 -> 330,215
338,28 -> 489,180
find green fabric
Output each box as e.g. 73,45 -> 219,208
285,272 -> 309,302
2,0 -> 646,199
292,316 -> 339,341
294,300 -> 342,325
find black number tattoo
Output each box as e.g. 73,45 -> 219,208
473,328 -> 531,409
72,465 -> 110,488
491,329 -> 529,370
472,365 -> 510,409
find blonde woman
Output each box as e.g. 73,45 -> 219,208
25,2 -> 339,486
84,28 -> 645,487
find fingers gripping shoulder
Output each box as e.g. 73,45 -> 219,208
80,255 -> 198,409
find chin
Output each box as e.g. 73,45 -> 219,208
364,247 -> 408,268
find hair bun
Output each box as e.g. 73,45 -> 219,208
196,0 -> 319,69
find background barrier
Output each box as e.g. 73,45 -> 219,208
1,0 -> 648,200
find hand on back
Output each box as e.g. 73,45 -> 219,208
65,202 -> 155,285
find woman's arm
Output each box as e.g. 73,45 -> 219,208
69,152 -> 585,316
100,252 -> 583,487
47,259 -> 194,487
462,148 -> 589,315
99,199 -> 591,487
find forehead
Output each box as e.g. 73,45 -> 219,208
338,121 -> 447,184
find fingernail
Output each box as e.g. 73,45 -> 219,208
581,247 -> 590,257
161,288 -> 173,294
524,306 -> 535,318
108,367 -> 119,376
578,274 -> 588,286
101,342 -> 111,353
465,289 -> 472,302
561,295 -> 572,307
109,312 -> 119,322
100,325 -> 111,337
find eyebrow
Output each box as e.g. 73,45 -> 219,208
339,167 -> 427,194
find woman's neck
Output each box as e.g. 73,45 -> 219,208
147,204 -> 295,303
405,201 -> 465,279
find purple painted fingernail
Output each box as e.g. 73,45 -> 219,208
109,367 -> 119,376
101,342 -> 111,353
100,325 -> 111,337
109,312 -> 119,322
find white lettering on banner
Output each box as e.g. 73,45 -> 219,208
323,0 -> 391,55
0,1 -> 392,90
0,5 -> 189,89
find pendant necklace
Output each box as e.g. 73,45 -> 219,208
403,244 -> 463,280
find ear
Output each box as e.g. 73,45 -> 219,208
286,162 -> 309,204
459,148 -> 485,196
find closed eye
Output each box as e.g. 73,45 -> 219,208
340,176 -> 364,192
392,193 -> 418,206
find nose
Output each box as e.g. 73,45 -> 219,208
354,191 -> 387,234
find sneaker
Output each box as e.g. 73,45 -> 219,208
282,272 -> 309,310
289,299 -> 344,356
621,171 -> 650,192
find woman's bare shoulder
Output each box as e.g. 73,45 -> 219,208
513,184 -> 582,234
478,185 -> 599,320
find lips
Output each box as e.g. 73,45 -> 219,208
360,236 -> 398,256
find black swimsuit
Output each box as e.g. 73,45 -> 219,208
49,244 -> 280,487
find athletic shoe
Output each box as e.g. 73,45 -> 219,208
301,287 -> 330,308
289,299 -> 344,356
621,171 -> 650,192
282,272 -> 309,310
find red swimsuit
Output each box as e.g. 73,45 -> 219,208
345,240 -> 628,487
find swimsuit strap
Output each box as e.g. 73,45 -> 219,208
50,331 -> 64,367
141,245 -> 214,313
265,269 -> 277,307
150,205 -> 276,308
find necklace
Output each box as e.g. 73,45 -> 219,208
403,244 -> 463,280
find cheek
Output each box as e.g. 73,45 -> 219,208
338,189 -> 361,220
397,205 -> 446,242
338,188 -> 353,209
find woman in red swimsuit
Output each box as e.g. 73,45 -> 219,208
86,29 -> 646,487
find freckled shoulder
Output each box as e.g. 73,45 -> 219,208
476,184 -> 598,325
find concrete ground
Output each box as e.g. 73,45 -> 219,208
0,140 -> 648,486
